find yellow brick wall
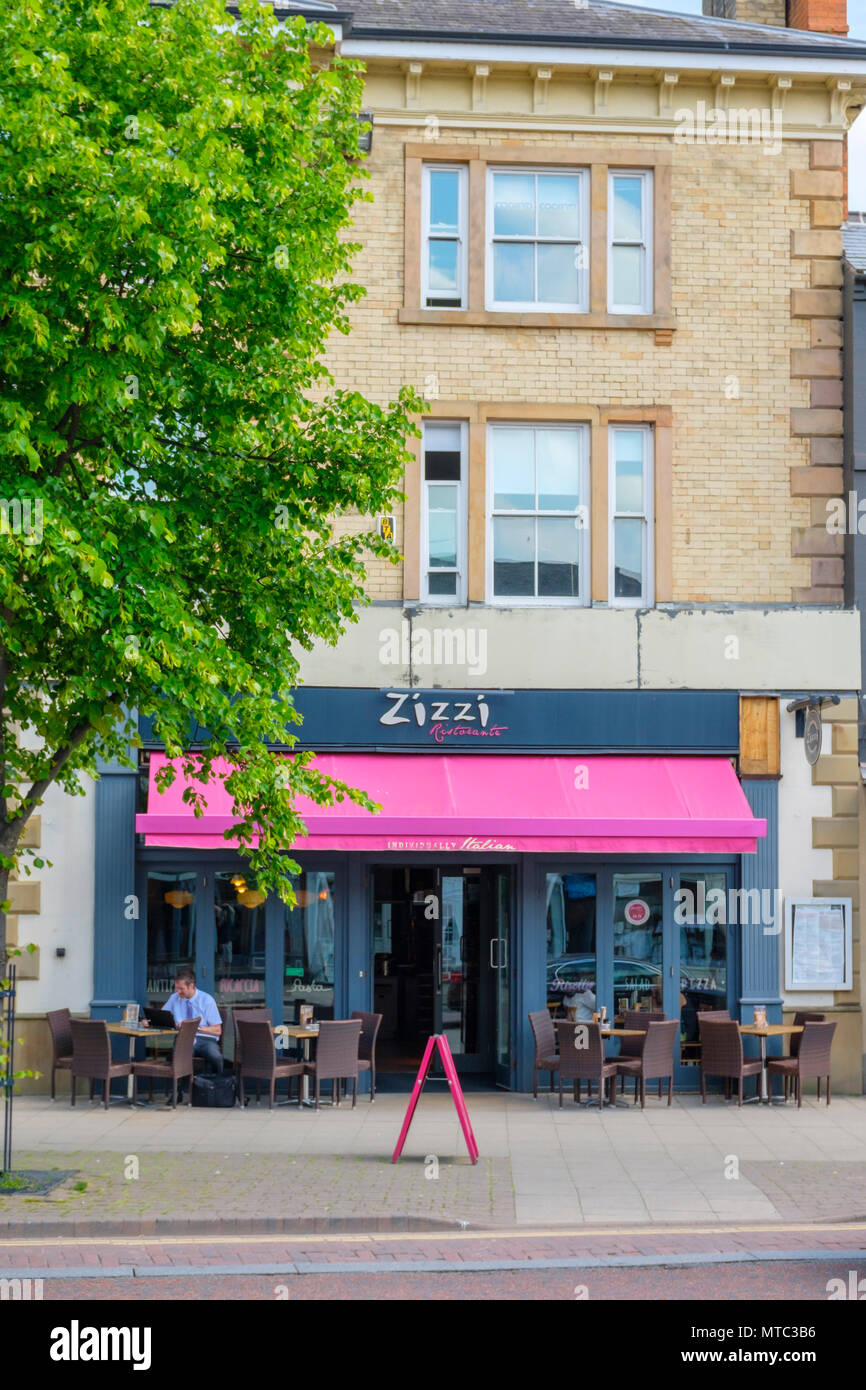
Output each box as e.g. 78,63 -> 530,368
325,124 -> 816,603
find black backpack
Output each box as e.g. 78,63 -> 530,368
191,1072 -> 238,1108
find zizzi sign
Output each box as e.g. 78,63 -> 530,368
379,691 -> 508,744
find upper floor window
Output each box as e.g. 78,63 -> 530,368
609,425 -> 653,606
422,421 -> 466,603
487,423 -> 589,604
422,165 -> 467,309
608,171 -> 653,314
486,168 -> 588,312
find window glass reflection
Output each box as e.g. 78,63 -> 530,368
612,873 -> 663,1013
146,871 -> 196,1007
546,873 -> 597,1020
214,870 -> 266,1007
284,872 -> 336,1021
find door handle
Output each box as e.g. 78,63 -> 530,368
435,944 -> 442,993
489,938 -> 499,969
499,937 -> 508,970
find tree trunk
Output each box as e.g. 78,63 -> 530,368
0,862 -> 9,978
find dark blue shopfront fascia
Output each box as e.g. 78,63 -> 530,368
94,689 -> 779,1090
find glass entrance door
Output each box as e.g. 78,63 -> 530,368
491,868 -> 512,1088
371,864 -> 511,1080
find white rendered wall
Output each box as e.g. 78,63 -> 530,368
15,778 -> 96,1015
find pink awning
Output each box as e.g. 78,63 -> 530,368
136,752 -> 766,855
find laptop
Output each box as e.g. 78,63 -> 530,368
144,1007 -> 177,1029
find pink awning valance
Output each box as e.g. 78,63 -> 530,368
136,752 -> 766,855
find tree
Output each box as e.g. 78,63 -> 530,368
0,0 -> 420,965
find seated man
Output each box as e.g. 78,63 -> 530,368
164,969 -> 223,1076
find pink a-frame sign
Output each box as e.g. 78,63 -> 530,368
391,1034 -> 479,1165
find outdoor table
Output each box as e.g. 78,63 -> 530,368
273,1024 -> 319,1105
739,1023 -> 803,1103
107,1022 -> 177,1101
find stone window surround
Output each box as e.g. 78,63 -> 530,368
401,142 -> 675,339
403,401 -> 673,606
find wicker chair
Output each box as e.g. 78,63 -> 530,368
46,1008 -> 74,1101
131,1019 -> 199,1107
789,1011 -> 825,1059
696,1009 -> 731,1023
236,1018 -> 305,1109
528,1009 -> 559,1099
699,1018 -> 762,1105
554,1020 -> 619,1109
618,1010 -> 664,1092
304,1019 -> 362,1109
767,1020 -> 836,1107
616,1019 -> 678,1108
231,1007 -> 273,1071
70,1019 -> 133,1109
350,1010 -> 382,1101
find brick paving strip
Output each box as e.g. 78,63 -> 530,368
1,1225 -> 866,1278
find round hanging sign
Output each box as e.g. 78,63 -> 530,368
624,898 -> 650,926
803,706 -> 822,766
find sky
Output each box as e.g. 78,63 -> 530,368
617,0 -> 866,211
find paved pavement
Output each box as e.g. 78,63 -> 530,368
20,1260 -> 866,1300
2,1091 -> 864,1230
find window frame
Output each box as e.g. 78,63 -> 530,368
486,420 -> 590,607
485,165 -> 589,314
607,169 -> 654,315
608,423 -> 654,608
421,163 -> 468,310
421,419 -> 468,606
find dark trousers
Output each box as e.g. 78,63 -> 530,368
193,1035 -> 223,1074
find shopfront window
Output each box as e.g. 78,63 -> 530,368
677,872 -> 729,1070
146,870 -> 196,1007
213,870 -> 266,1007
546,873 -> 596,1018
612,872 -> 663,1014
284,872 -> 335,1022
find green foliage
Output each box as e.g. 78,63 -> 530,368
0,1173 -> 28,1190
0,0 -> 421,906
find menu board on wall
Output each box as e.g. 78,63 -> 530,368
785,898 -> 852,991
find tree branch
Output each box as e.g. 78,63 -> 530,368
1,698 -> 120,845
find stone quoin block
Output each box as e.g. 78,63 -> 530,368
790,348 -> 842,378
810,199 -> 844,229
811,319 -> 843,348
791,585 -> 844,604
791,288 -> 843,319
791,526 -> 844,556
810,379 -> 843,408
791,229 -> 843,258
790,407 -> 843,436
790,169 -> 844,200
809,556 -> 844,586
811,437 -> 844,465
810,259 -> 844,288
810,140 -> 844,170
790,466 -> 844,495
